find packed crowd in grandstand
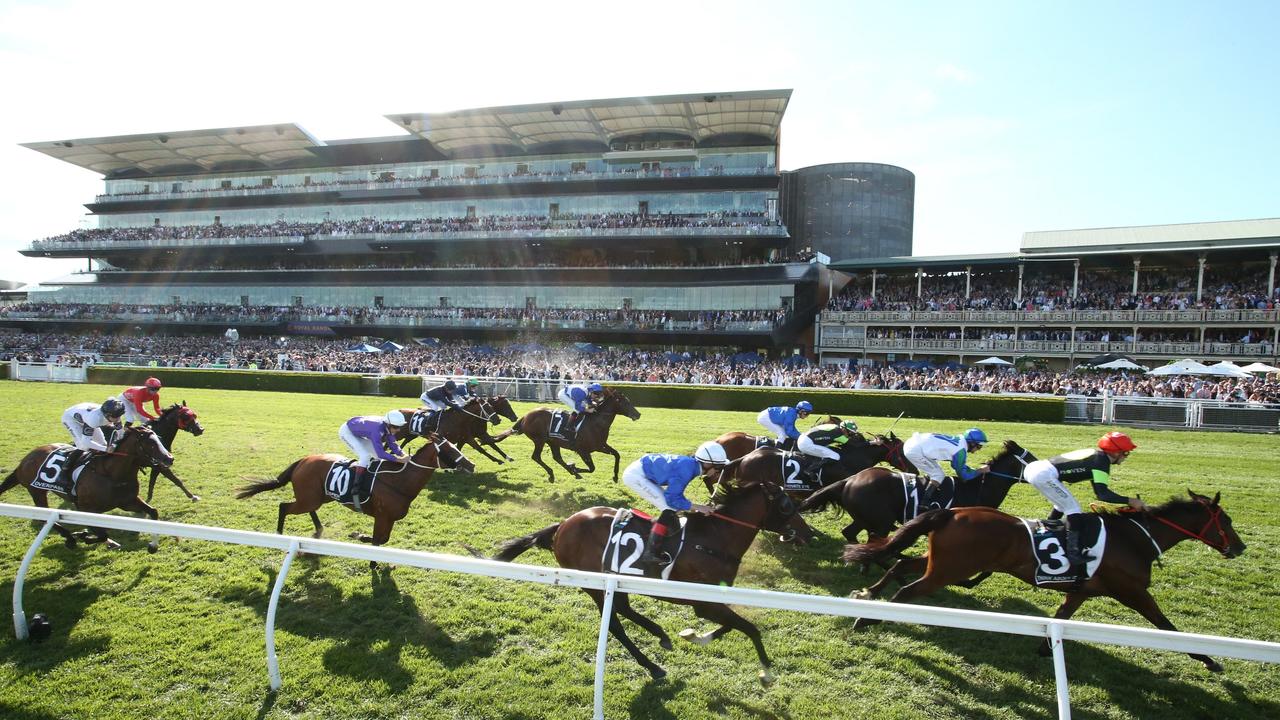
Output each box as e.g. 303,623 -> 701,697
37,211 -> 781,245
827,268 -> 1279,312
3,330 -> 1276,403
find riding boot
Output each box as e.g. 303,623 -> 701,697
779,437 -> 796,452
922,478 -> 942,508
351,466 -> 367,512
1064,513 -> 1091,569
639,509 -> 678,578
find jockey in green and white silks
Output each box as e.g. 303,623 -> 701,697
902,428 -> 987,489
797,420 -> 859,461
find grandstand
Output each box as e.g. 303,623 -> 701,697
818,218 -> 1280,369
12,90 -> 915,353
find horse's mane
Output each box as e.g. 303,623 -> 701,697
987,440 -> 1023,465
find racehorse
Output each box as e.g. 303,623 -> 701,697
709,436 -> 911,500
492,388 -> 640,482
712,415 -> 845,458
235,434 -> 475,566
144,402 -> 205,502
484,469 -> 813,686
842,491 -> 1245,672
394,395 -> 519,464
0,425 -> 174,549
798,440 -> 1034,543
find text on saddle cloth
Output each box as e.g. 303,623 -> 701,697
31,447 -> 87,497
1023,515 -> 1108,586
601,509 -> 686,581
323,458 -> 382,508
901,474 -> 957,522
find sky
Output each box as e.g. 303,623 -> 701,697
1,0 -> 1277,284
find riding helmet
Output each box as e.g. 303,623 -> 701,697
796,400 -> 813,413
466,378 -> 480,388
694,441 -> 729,466
384,410 -> 407,427
840,420 -> 859,433
100,398 -> 125,418
1098,431 -> 1137,454
587,382 -> 603,393
444,380 -> 457,391
145,377 -> 162,390
964,428 -> 988,445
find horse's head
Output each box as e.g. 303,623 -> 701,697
873,432 -> 911,473
117,425 -> 174,469
817,415 -> 842,426
985,441 -> 1035,484
718,466 -> 816,545
1152,491 -> 1247,558
601,389 -> 641,421
175,401 -> 204,436
489,395 -> 518,422
418,433 -> 476,474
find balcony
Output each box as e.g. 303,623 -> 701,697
819,308 -> 1279,325
816,332 -> 1277,359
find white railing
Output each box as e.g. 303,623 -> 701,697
1063,395 -> 1280,432
3,504 -> 1278,720
8,360 -> 87,382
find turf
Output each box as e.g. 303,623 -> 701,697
0,380 -> 1277,720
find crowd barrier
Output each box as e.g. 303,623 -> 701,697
4,504 -> 1278,719
1064,396 -> 1280,432
8,360 -> 87,383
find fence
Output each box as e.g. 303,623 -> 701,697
1064,396 -> 1280,432
8,360 -> 87,383
4,504 -> 1278,720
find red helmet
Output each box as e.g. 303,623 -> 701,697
1098,431 -> 1137,454
145,377 -> 162,390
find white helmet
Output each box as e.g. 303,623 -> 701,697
384,410 -> 407,426
694,441 -> 729,466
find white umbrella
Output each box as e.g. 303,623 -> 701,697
1095,358 -> 1149,371
1240,362 -> 1280,373
974,356 -> 1013,366
1202,361 -> 1252,379
1147,359 -> 1213,376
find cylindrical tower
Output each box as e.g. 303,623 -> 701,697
781,162 -> 914,260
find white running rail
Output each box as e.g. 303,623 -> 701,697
3,503 -> 1278,720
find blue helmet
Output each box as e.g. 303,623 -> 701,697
444,380 -> 457,391
796,401 -> 813,413
587,382 -> 603,393
964,428 -> 988,445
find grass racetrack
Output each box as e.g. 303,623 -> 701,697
1,380 -> 1277,720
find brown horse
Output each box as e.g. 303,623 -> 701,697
235,434 -> 475,566
493,388 -> 640,481
709,435 -> 911,501
0,425 -> 175,549
394,396 -> 519,464
799,440 -> 1035,543
713,415 -> 843,459
485,471 -> 813,686
842,491 -> 1246,672
144,402 -> 205,502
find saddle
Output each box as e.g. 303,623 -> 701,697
31,446 -> 89,497
780,452 -> 826,492
409,409 -> 441,437
548,410 -> 583,443
601,509 -> 686,580
323,458 -> 384,510
901,475 -> 957,522
1023,515 -> 1107,586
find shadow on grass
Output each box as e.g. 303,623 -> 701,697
0,702 -> 69,720
1,562 -> 111,675
426,472 -> 533,509
222,562 -> 498,693
626,676 -> 688,720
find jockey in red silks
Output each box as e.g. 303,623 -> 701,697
118,377 -> 163,425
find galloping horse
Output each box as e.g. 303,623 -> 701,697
485,469 -> 813,686
713,415 -> 844,459
0,426 -> 174,548
144,402 -> 205,502
493,388 -> 640,481
799,440 -> 1035,543
236,434 -> 475,565
843,491 -> 1246,672
394,396 -> 519,464
709,435 -> 910,500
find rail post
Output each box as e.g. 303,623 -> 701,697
593,576 -> 619,720
1049,621 -> 1072,719
12,515 -> 57,640
265,539 -> 299,690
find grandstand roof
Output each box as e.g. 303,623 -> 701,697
22,124 -> 325,176
386,89 -> 791,158
1022,218 -> 1280,254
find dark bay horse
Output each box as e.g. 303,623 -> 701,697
145,402 -> 205,502
842,491 -> 1246,672
394,396 -> 519,464
0,426 -> 174,549
493,388 -> 640,481
798,440 -> 1035,543
709,436 -> 911,500
486,476 -> 812,686
235,435 -> 475,566
713,415 -> 844,459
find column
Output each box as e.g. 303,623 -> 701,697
916,268 -> 923,298
870,269 -> 878,298
1269,253 -> 1277,295
965,266 -> 972,299
1131,258 -> 1141,296
1071,260 -> 1080,299
1196,254 -> 1206,301
1015,263 -> 1024,304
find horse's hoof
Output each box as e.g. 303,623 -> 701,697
105,539 -> 122,550
678,628 -> 711,646
759,669 -> 776,688
190,495 -> 201,502
659,637 -> 673,651
64,537 -> 77,549
852,589 -> 873,600
1206,660 -> 1224,673
147,541 -> 159,554
649,666 -> 667,682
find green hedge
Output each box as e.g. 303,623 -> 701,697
610,383 -> 1065,423
380,375 -> 426,398
86,366 -> 364,395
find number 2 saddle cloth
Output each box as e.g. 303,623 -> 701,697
600,509 -> 688,581
1021,515 -> 1108,586
322,458 -> 385,508
31,446 -> 87,497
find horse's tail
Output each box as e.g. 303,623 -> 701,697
493,416 -> 525,441
842,508 -> 953,565
0,468 -> 18,496
797,478 -> 848,515
235,459 -> 301,499
492,523 -> 559,562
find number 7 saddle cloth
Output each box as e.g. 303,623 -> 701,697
600,509 -> 688,581
1022,515 -> 1108,586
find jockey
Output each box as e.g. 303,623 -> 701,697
420,379 -> 464,413
1024,431 -> 1148,569
118,377 -> 163,426
338,411 -> 410,485
624,441 -> 726,577
902,428 -> 988,492
558,382 -> 604,419
757,401 -> 812,450
61,398 -> 125,456
455,378 -> 482,400
796,420 -> 859,474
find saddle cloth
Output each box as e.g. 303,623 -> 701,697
31,446 -> 87,497
408,410 -> 439,437
548,410 -> 580,443
1022,515 -> 1107,586
600,509 -> 686,581
778,452 -> 823,492
323,458 -> 385,508
901,474 -> 957,522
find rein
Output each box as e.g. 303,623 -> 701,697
985,447 -> 1032,482
1148,503 -> 1233,554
